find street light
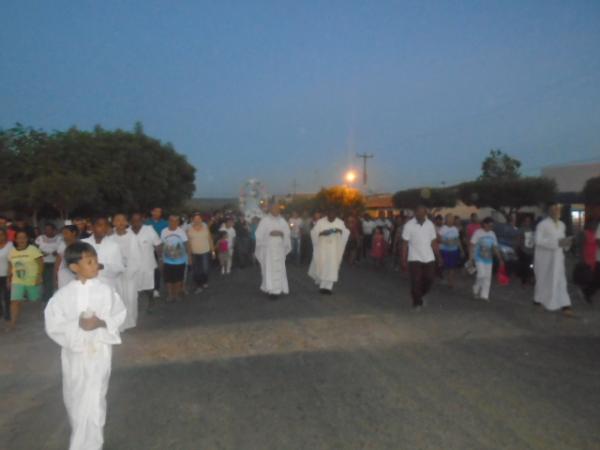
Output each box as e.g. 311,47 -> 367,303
345,170 -> 357,184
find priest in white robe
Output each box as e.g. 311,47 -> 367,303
112,213 -> 143,331
534,204 -> 573,315
82,217 -> 125,290
255,204 -> 292,299
308,210 -> 350,294
45,242 -> 126,450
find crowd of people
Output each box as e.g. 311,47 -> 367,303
1,203 -> 599,449
1,203 -> 598,330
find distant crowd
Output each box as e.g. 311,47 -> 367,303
1,204 -> 599,331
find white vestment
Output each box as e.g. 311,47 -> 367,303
534,217 -> 571,310
255,215 -> 291,295
82,236 -> 125,290
308,217 -> 350,289
132,225 -> 162,291
113,229 -> 142,331
45,279 -> 126,450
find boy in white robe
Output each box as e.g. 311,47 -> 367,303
112,213 -> 142,331
82,216 -> 125,290
534,204 -> 573,316
45,242 -> 126,450
308,210 -> 350,294
255,204 -> 292,299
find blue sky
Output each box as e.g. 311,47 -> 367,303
1,1 -> 599,197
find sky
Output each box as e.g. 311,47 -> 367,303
1,0 -> 599,197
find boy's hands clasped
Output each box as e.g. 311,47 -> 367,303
79,314 -> 106,331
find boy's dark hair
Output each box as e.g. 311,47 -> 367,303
44,222 -> 56,229
482,217 -> 494,225
64,242 -> 97,266
62,224 -> 79,235
219,230 -> 228,238
91,215 -> 109,225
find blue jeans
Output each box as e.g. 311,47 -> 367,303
192,253 -> 211,286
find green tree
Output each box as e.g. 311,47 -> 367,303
392,187 -> 457,210
0,123 -> 196,220
458,177 -> 557,220
313,186 -> 365,216
480,149 -> 521,180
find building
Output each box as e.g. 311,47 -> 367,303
542,162 -> 600,228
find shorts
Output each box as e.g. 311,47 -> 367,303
10,284 -> 42,302
163,264 -> 186,283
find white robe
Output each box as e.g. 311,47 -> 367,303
255,215 -> 291,295
82,236 -> 125,290
308,217 -> 350,289
534,217 -> 571,310
132,225 -> 162,292
113,229 -> 142,331
44,278 -> 126,450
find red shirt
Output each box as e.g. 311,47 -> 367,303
466,223 -> 481,240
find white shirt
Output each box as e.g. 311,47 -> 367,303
401,218 -> 437,263
0,241 -> 14,277
362,220 -> 376,236
289,217 -> 303,239
35,234 -> 62,264
132,225 -> 162,271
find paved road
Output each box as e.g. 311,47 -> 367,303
1,262 -> 599,450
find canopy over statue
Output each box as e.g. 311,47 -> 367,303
239,179 -> 269,221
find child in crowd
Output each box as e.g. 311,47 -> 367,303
469,217 -> 503,302
219,217 -> 236,274
35,222 -> 62,302
217,231 -> 230,275
7,230 -> 44,330
370,226 -> 387,268
45,242 -> 126,450
54,225 -> 80,289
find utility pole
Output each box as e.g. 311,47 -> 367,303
356,153 -> 374,187
291,178 -> 298,196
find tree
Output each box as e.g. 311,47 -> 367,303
392,187 -> 457,210
582,176 -> 600,205
458,177 -> 557,220
313,186 -> 365,216
480,149 -> 521,180
0,123 -> 196,220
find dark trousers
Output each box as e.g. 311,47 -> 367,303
42,263 -> 55,302
192,253 -> 210,286
153,250 -> 161,291
582,264 -> 600,301
363,234 -> 372,259
408,261 -> 435,306
0,277 -> 9,320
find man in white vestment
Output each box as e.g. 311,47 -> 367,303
255,204 -> 292,299
112,213 -> 143,331
82,216 -> 125,291
130,213 -> 163,312
534,204 -> 573,316
309,210 -> 350,294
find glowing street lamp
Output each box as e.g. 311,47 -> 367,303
344,170 -> 357,185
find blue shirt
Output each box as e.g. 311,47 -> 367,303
160,228 -> 188,265
471,229 -> 498,265
146,218 -> 168,236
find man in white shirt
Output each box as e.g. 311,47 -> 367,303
288,211 -> 303,265
36,222 -> 62,302
401,206 -> 442,310
361,214 -> 376,258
